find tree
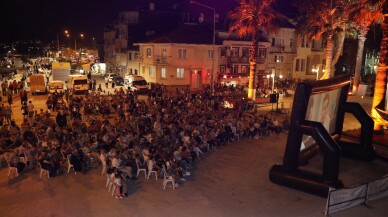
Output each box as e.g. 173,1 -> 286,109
349,0 -> 383,94
294,0 -> 352,79
371,0 -> 388,130
228,0 -> 280,100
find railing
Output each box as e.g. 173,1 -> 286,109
227,57 -> 249,64
154,56 -> 169,65
269,46 -> 296,54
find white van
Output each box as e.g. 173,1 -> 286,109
49,80 -> 65,93
68,75 -> 88,94
124,75 -> 149,93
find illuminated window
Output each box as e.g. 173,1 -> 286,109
149,66 -> 155,77
146,48 -> 152,57
177,68 -> 184,78
275,55 -> 283,63
161,68 -> 166,78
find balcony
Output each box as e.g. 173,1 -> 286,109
227,57 -> 249,64
154,56 -> 169,65
269,46 -> 297,54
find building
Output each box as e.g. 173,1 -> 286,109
128,23 -> 222,90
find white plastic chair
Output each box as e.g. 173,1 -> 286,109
67,155 -> 76,174
147,170 -> 158,180
231,126 -> 240,141
100,155 -> 107,175
162,166 -> 175,190
6,156 -> 19,178
38,162 -> 50,179
147,159 -> 158,180
136,160 -> 147,178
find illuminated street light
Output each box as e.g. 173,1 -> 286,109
312,65 -> 325,80
190,0 -> 216,96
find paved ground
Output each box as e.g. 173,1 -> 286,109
0,133 -> 387,217
0,72 -> 387,217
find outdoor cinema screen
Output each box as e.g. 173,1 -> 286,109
300,88 -> 342,150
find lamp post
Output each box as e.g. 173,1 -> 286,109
190,1 -> 216,96
65,30 -> 84,50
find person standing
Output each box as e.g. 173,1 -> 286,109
21,102 -> 28,119
4,106 -> 12,124
27,101 -> 34,119
7,92 -> 13,106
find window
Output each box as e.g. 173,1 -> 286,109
301,59 -> 305,71
301,36 -> 305,48
233,65 -> 239,73
258,48 -> 266,58
178,49 -> 186,59
219,65 -> 226,73
231,47 -> 239,57
146,48 -> 152,57
142,66 -> 145,75
177,68 -> 184,78
161,68 -> 166,78
280,38 -> 285,46
321,39 -> 325,48
220,47 -> 227,57
295,59 -> 300,71
241,65 -> 249,73
149,66 -> 155,77
271,38 -> 275,46
275,55 -> 283,63
289,39 -> 294,49
161,48 -> 167,57
128,53 -> 132,61
208,50 -> 214,59
134,69 -> 138,75
242,48 -> 249,58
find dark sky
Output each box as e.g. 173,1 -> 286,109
0,0 -> 292,43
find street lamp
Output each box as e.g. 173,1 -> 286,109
312,65 -> 325,80
65,30 -> 84,50
190,1 -> 216,96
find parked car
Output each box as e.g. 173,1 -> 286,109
104,73 -> 118,83
112,76 -> 124,86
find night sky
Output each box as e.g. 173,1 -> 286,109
1,0 -> 292,42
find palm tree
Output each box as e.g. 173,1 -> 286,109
294,0 -> 351,79
349,0 -> 383,95
228,0 -> 279,100
371,0 -> 388,130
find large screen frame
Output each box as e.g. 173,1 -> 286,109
269,75 -> 376,197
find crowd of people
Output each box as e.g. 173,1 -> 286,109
1,81 -> 285,198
